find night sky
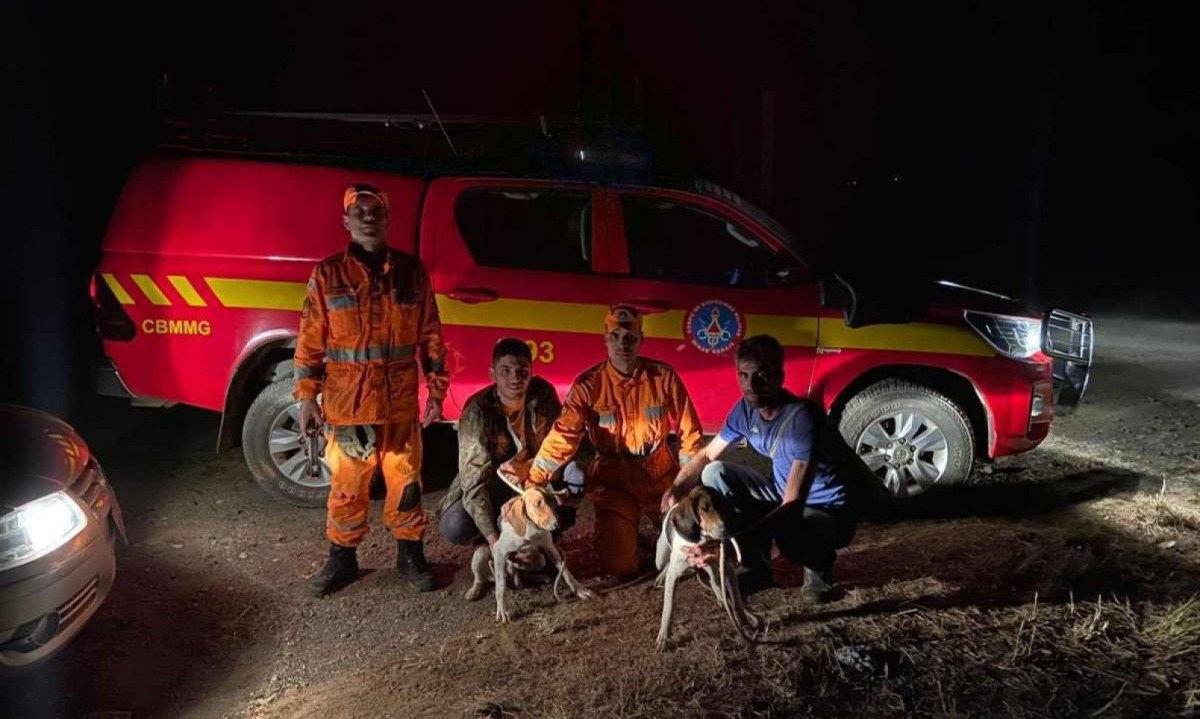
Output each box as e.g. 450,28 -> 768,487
3,0 -> 1195,414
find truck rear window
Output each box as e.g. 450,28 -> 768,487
621,196 -> 794,288
455,189 -> 593,274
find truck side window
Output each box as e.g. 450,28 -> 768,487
455,189 -> 592,273
621,197 -> 789,287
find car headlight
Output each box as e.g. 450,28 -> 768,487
0,491 -> 88,571
965,311 -> 1043,359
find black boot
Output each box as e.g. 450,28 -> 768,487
308,543 -> 359,597
396,539 -> 435,592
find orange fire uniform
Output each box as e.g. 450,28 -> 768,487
529,358 -> 703,576
294,244 -> 447,547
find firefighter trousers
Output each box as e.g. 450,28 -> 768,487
325,420 -> 427,547
586,448 -> 677,578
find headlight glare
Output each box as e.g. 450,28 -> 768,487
0,491 -> 88,571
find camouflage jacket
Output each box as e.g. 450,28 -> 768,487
436,377 -> 562,538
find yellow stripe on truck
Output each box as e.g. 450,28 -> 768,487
184,280 -> 991,358
436,296 -> 594,333
436,296 -> 683,337
204,278 -> 307,311
746,315 -> 819,347
818,318 -> 994,357
131,274 -> 172,306
101,273 -> 135,305
167,275 -> 208,307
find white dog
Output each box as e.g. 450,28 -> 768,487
465,485 -> 596,623
655,486 -> 763,651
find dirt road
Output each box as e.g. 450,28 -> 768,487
3,310 -> 1198,718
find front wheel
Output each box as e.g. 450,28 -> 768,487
838,379 -> 975,499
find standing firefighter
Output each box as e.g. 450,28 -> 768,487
512,305 -> 704,578
295,183 -> 448,596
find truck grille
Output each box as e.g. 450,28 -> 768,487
1043,309 -> 1093,364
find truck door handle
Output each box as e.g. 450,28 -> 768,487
620,299 -> 671,315
447,287 -> 499,304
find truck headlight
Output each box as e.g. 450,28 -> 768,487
0,491 -> 88,571
965,311 -> 1043,359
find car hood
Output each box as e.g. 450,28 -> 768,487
927,280 -> 1035,318
0,404 -> 91,508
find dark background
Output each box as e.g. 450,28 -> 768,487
3,0 -> 1196,418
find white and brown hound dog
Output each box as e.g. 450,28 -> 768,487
465,485 -> 596,623
655,486 -> 763,650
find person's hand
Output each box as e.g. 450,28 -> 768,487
497,461 -> 527,490
682,543 -> 719,569
298,399 -> 323,435
661,480 -> 691,513
660,486 -> 677,514
421,396 -> 444,427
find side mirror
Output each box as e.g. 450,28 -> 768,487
819,274 -> 855,312
820,273 -> 929,328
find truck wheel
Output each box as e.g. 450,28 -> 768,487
838,379 -> 974,499
242,378 -> 330,507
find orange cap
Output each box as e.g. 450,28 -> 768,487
342,186 -> 390,213
604,305 -> 643,334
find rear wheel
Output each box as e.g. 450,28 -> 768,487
838,379 -> 975,498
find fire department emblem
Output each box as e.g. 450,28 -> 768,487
685,300 -> 744,355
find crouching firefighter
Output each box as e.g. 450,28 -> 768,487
514,305 -> 704,579
295,183 -> 449,596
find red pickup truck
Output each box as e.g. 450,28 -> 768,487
90,154 -> 1093,505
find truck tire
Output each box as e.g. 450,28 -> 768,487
838,379 -> 975,499
242,379 -> 461,505
242,378 -> 330,507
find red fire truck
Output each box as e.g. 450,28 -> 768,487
91,150 -> 1092,505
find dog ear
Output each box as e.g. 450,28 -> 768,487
670,493 -> 703,543
522,488 -> 556,531
504,497 -> 528,537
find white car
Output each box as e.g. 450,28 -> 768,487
0,404 -> 125,673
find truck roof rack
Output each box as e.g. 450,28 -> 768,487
156,110 -> 657,183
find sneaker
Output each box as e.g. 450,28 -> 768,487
800,567 -> 834,604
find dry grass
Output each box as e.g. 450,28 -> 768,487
252,483 -> 1200,719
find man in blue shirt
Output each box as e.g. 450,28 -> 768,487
662,335 -> 857,602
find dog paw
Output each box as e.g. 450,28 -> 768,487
576,587 -> 598,601
495,608 -> 511,623
464,584 -> 484,602
655,634 -> 669,652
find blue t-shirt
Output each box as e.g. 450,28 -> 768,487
718,399 -> 846,508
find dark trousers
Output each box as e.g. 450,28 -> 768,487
701,460 -> 856,575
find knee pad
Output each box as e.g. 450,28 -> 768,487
397,482 -> 422,512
